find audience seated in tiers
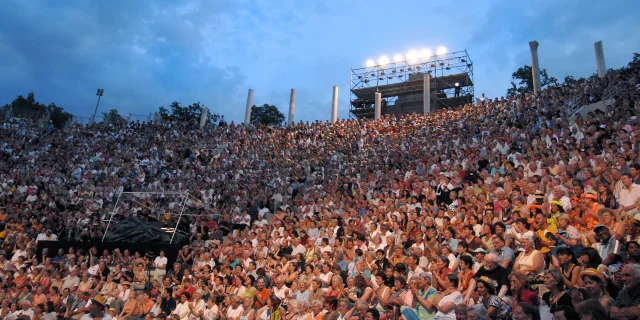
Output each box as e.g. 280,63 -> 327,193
1,62 -> 640,320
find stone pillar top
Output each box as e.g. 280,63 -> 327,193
529,40 -> 539,50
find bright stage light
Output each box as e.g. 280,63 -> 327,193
455,82 -> 460,87
436,46 -> 447,55
365,59 -> 375,68
393,54 -> 404,63
406,50 -> 419,62
378,55 -> 390,66
420,49 -> 432,58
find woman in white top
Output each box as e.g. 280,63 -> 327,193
512,235 -> 544,276
506,218 -> 534,251
172,293 -> 192,320
433,274 -> 464,320
226,296 -> 244,320
202,296 -> 219,320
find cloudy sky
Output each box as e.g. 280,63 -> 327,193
1,0 -> 639,123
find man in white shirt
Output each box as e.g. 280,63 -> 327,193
36,229 -> 58,243
62,270 -> 81,291
547,187 -> 572,211
618,173 -> 640,219
291,238 -> 306,256
272,276 -> 291,301
151,250 -> 168,284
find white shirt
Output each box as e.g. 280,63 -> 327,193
618,184 -> 640,208
188,299 -> 206,320
291,244 -> 306,256
434,291 -> 464,320
36,233 -> 58,242
226,305 -> 244,319
173,302 -> 191,320
154,256 -> 168,269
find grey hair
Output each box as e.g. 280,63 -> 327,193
311,300 -> 323,308
624,264 -> 640,278
467,304 -> 488,320
355,301 -> 369,309
484,253 -> 498,263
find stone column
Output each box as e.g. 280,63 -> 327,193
288,88 -> 296,126
244,89 -> 254,124
594,41 -> 607,78
374,92 -> 382,120
529,40 -> 542,94
199,107 -> 208,129
423,73 -> 431,114
331,86 -> 338,123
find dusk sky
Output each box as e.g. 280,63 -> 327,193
1,0 -> 639,123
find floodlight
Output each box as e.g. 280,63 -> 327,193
436,46 -> 447,55
366,59 -> 375,68
378,56 -> 390,66
393,54 -> 404,63
406,50 -> 419,62
455,82 -> 460,87
420,49 -> 432,58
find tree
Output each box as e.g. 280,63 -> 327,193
506,65 -> 558,97
102,109 -> 127,125
250,104 -> 285,126
629,53 -> 640,70
47,103 -> 73,128
157,101 -> 223,128
0,92 -> 72,128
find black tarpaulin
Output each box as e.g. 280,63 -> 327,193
104,216 -> 188,243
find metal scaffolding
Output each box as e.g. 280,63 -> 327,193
350,49 -> 474,119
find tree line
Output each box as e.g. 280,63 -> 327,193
3,53 -> 637,128
0,95 -> 287,129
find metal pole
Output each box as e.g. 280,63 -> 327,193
374,92 -> 382,120
423,74 -> 431,115
91,95 -> 101,125
170,193 -> 189,244
101,190 -> 123,242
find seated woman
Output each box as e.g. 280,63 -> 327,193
541,270 -> 573,313
432,274 -> 464,320
509,271 -> 537,309
472,276 -> 511,320
568,268 -> 614,317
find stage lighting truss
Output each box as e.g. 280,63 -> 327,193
349,49 -> 474,119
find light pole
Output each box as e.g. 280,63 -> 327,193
91,88 -> 104,125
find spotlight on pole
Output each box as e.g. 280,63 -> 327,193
366,59 -> 375,68
420,49 -> 432,58
378,56 -> 390,66
91,88 -> 104,125
406,50 -> 419,62
436,46 -> 447,55
455,83 -> 460,87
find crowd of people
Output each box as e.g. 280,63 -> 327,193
1,59 -> 640,320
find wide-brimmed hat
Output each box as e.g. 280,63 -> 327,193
475,276 -> 498,294
92,294 -> 107,307
579,268 -> 604,281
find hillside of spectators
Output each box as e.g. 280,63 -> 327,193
0,57 -> 640,320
